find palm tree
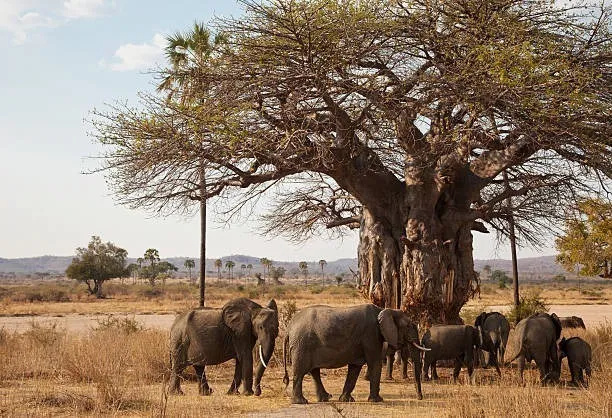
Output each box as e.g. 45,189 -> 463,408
240,264 -> 247,280
184,259 -> 195,284
144,248 -> 160,266
260,258 -> 272,279
319,259 -> 327,280
158,22 -> 225,308
247,263 -> 253,279
299,261 -> 309,286
225,260 -> 236,280
214,259 -> 222,282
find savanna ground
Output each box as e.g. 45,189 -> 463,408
1,278 -> 612,416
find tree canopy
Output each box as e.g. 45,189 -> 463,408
92,0 -> 611,322
65,236 -> 128,298
556,198 -> 612,278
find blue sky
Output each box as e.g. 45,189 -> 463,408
0,0 -> 556,261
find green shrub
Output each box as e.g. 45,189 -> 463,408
506,293 -> 548,325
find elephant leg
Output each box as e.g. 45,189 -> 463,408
490,353 -> 502,377
578,367 -> 585,385
568,361 -> 577,385
291,359 -> 309,404
452,358 -> 462,384
366,356 -> 383,402
194,365 -> 212,396
432,361 -> 439,380
401,355 -> 409,380
168,370 -> 183,395
227,359 -> 242,395
535,353 -> 548,385
239,350 -> 254,396
310,368 -> 332,402
386,351 -> 394,380
339,364 -> 362,402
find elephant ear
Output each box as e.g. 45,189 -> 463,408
378,309 -> 399,349
474,312 -> 486,328
266,299 -> 278,312
550,313 -> 562,340
222,298 -> 256,339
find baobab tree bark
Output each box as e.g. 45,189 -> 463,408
355,158 -> 482,325
358,207 -> 479,324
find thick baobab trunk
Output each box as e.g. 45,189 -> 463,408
358,206 -> 479,325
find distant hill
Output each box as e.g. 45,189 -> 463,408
0,254 -> 567,279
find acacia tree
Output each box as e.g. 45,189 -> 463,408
92,0 -> 611,323
556,198 -> 612,278
66,236 -> 128,298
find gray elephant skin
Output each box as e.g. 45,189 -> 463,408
474,311 -> 510,375
384,345 -> 411,380
282,304 -> 428,404
507,312 -> 562,384
559,336 -> 592,386
168,298 -> 279,396
421,325 -> 482,383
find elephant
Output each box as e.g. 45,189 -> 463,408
559,337 -> 592,387
282,304 -> 429,404
168,298 -> 279,396
507,312 -> 562,384
421,325 -> 483,383
559,316 -> 586,329
384,345 -> 411,380
474,311 -> 510,375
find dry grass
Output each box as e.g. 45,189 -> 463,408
1,279 -> 610,317
0,314 -> 611,416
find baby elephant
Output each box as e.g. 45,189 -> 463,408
422,325 -> 482,383
559,337 -> 592,387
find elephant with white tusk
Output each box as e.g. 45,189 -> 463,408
168,298 -> 278,396
282,304 -> 428,404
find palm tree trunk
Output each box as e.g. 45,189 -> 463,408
199,159 -> 206,308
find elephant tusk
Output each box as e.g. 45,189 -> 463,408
412,342 -> 431,351
259,345 -> 268,369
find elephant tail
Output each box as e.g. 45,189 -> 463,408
282,334 -> 290,388
505,339 -> 525,367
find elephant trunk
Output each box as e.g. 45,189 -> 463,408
253,340 -> 274,396
410,346 -> 423,400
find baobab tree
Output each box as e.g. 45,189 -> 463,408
92,0 -> 611,323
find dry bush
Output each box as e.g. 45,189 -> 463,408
0,322 -> 66,380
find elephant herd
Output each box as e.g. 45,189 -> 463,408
168,298 -> 593,404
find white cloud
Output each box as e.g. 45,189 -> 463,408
106,33 -> 166,72
0,0 -> 113,44
62,0 -> 114,19
0,1 -> 56,44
